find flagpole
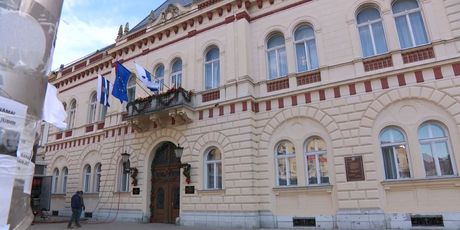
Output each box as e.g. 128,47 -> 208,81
134,78 -> 153,96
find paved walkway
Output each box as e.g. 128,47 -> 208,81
29,222 -> 241,230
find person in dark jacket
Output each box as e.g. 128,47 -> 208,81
68,191 -> 84,228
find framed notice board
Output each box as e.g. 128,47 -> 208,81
344,156 -> 365,181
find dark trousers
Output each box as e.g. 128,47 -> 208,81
68,208 -> 81,227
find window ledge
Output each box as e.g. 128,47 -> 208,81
273,185 -> 332,195
81,192 -> 100,196
51,193 -> 66,197
381,176 -> 460,190
197,189 -> 225,195
113,191 -> 131,194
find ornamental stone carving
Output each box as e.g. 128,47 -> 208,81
160,4 -> 180,22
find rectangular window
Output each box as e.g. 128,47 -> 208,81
289,157 -> 297,185
409,12 -> 428,46
278,47 -> 288,77
121,171 -> 129,192
382,145 -> 411,179
278,159 -> 287,186
421,144 -> 436,176
217,163 -> 222,189
207,164 -> 215,188
395,16 -> 412,49
434,142 -> 453,176
84,175 -> 90,192
306,153 -> 329,184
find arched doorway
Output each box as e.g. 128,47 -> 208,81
150,142 -> 180,223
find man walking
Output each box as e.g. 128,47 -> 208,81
68,191 -> 83,228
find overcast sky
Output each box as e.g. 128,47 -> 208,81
51,0 -> 163,70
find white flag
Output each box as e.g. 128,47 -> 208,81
134,63 -> 159,92
42,83 -> 67,129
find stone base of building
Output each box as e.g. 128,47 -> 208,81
179,210 -> 334,229
180,210 -> 460,229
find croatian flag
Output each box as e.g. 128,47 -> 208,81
134,63 -> 160,92
97,75 -> 111,107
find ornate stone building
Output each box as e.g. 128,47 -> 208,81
43,0 -> 460,228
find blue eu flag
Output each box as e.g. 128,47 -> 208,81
112,61 -> 131,103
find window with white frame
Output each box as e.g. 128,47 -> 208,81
418,122 -> 455,177
68,99 -> 76,129
267,33 -> 288,80
52,168 -> 59,193
83,164 -> 91,193
119,161 -> 129,192
392,0 -> 429,49
204,47 -> 220,90
154,64 -> 165,92
127,76 -> 136,103
204,148 -> 222,189
88,92 -> 97,124
62,167 -> 68,193
99,105 -> 107,122
171,59 -> 182,88
357,7 -> 388,57
94,163 -> 102,193
305,137 -> 329,185
294,25 -> 319,72
275,141 -> 297,186
380,127 -> 411,179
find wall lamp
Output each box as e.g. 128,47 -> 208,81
175,144 -> 191,184
121,152 -> 138,186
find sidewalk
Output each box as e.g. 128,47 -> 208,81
29,222 -> 240,230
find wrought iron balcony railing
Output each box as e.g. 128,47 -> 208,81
126,87 -> 193,118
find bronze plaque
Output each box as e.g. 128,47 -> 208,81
185,186 -> 195,194
345,156 -> 365,181
132,187 -> 140,195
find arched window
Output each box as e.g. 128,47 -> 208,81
52,168 -> 59,193
392,0 -> 428,49
418,122 -> 454,177
83,165 -> 91,193
154,64 -> 165,92
204,47 -> 220,90
305,137 -> 329,184
62,167 -> 68,193
94,163 -> 102,193
88,92 -> 97,124
267,33 -> 288,79
357,7 -> 388,57
119,161 -> 129,192
68,99 -> 76,129
294,25 -> 319,72
127,75 -> 136,103
171,59 -> 182,88
275,141 -> 297,186
204,148 -> 222,189
380,127 -> 411,179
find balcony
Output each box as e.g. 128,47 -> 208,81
126,87 -> 194,132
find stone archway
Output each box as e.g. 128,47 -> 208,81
150,141 -> 180,224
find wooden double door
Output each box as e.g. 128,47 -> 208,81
150,142 -> 180,224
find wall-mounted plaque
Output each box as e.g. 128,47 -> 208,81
132,187 -> 140,195
345,156 -> 365,181
185,186 -> 195,194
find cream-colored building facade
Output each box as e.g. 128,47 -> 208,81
43,0 -> 460,228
